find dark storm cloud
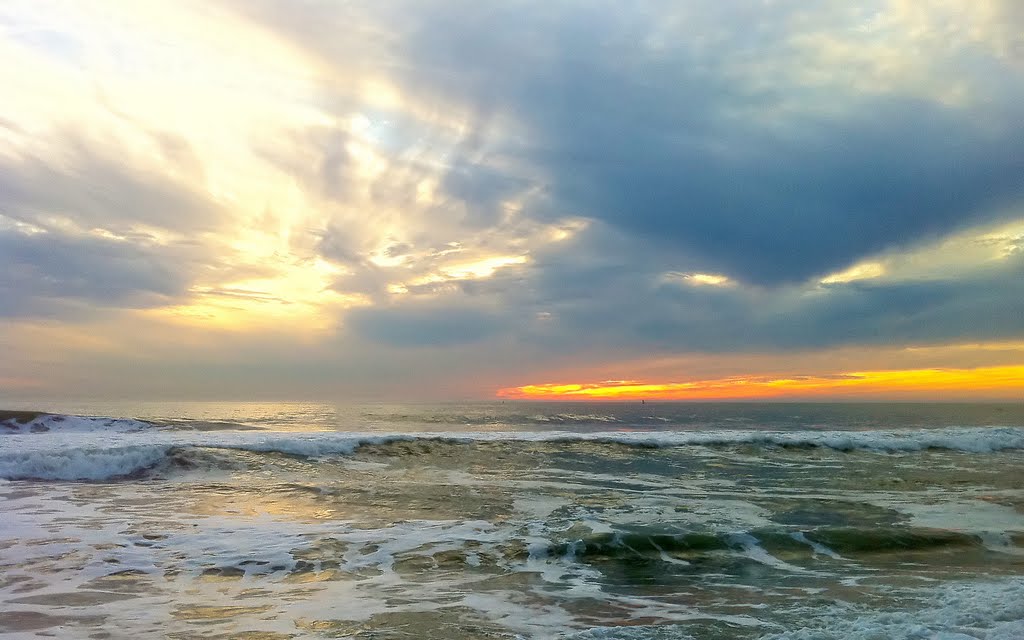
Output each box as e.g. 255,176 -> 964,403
545,97 -> 1024,284
230,1 -> 1024,284
224,0 -> 1024,355
511,232 -> 1024,353
344,219 -> 1024,353
442,158 -> 529,228
388,3 -> 1024,285
637,269 -> 1024,352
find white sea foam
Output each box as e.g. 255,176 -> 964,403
760,576 -> 1024,640
567,578 -> 1024,639
727,531 -> 820,575
529,414 -> 621,423
790,531 -> 843,560
885,499 -> 1024,538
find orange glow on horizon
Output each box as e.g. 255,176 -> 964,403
497,365 -> 1024,400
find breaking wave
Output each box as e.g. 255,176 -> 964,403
0,445 -> 245,481
3,413 -> 1023,481
518,527 -> 986,563
1,412 -> 151,434
224,424 -> 1024,459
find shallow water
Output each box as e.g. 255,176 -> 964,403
1,402 -> 1023,638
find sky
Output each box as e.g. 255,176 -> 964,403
1,0 -> 1023,401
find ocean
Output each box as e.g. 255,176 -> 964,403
1,401 -> 1023,639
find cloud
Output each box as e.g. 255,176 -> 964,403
534,232 -> 1024,353
346,301 -> 512,347
349,218 -> 1024,355
256,125 -> 354,203
376,2 -> 1024,284
266,0 -> 1023,357
0,125 -> 232,321
0,227 -> 197,317
0,132 -> 223,235
236,2 -> 1024,279
2,1 -> 1023,399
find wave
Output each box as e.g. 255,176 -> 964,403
539,426 -> 1024,453
10,411 -> 1023,453
0,437 -> 410,481
355,411 -> 634,428
0,445 -> 250,481
164,525 -> 999,582
6,410 -> 1024,450
520,527 -> 985,563
0,445 -> 173,481
3,425 -> 1024,481
1,412 -> 151,434
226,425 -> 1024,458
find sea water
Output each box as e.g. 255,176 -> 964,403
1,402 -> 1023,639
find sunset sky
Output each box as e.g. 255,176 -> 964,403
1,1 -> 1023,401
